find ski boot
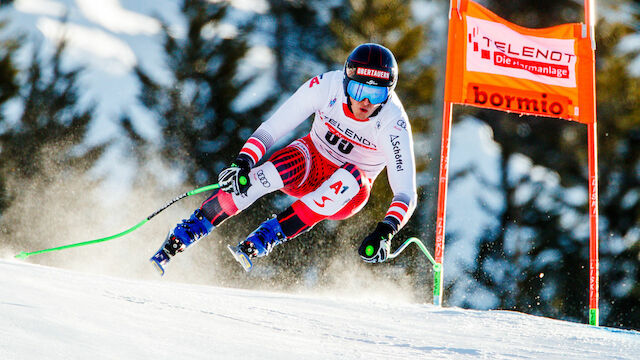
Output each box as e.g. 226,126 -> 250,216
227,217 -> 286,272
150,209 -> 213,275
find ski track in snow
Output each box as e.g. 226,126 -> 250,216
1,259 -> 639,360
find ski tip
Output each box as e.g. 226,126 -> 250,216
149,258 -> 166,276
226,245 -> 253,272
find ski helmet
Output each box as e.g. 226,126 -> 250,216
343,43 -> 398,104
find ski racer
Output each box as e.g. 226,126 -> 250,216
151,43 -> 417,273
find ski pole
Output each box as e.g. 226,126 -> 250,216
388,237 -> 440,270
14,183 -> 221,259
388,237 -> 442,301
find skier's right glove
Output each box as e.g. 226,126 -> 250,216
218,156 -> 252,196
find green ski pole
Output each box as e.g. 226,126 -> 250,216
14,183 -> 221,259
387,237 -> 442,303
388,237 -> 437,266
388,237 -> 441,275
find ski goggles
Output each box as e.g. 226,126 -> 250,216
346,80 -> 389,104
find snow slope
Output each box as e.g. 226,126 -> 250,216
1,259 -> 638,360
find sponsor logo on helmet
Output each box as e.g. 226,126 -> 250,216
356,67 -> 390,80
366,80 -> 377,85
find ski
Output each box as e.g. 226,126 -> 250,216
227,245 -> 253,272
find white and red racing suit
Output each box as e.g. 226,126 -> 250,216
200,70 -> 417,238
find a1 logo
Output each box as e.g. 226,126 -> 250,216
329,181 -> 349,194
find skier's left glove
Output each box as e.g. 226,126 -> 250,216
358,222 -> 395,263
218,156 -> 252,196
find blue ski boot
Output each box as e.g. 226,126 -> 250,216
227,217 -> 286,272
150,209 -> 213,275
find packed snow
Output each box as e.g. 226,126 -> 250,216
1,259 -> 639,359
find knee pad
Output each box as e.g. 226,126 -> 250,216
299,167 -> 362,217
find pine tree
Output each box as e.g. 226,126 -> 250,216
268,0 -> 331,93
136,0 -> 277,185
591,12 -> 640,329
0,20 -> 20,212
0,37 -> 102,249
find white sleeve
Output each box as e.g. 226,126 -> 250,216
378,116 -> 418,231
242,74 -> 331,163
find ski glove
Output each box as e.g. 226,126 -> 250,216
358,222 -> 395,263
218,156 -> 252,196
